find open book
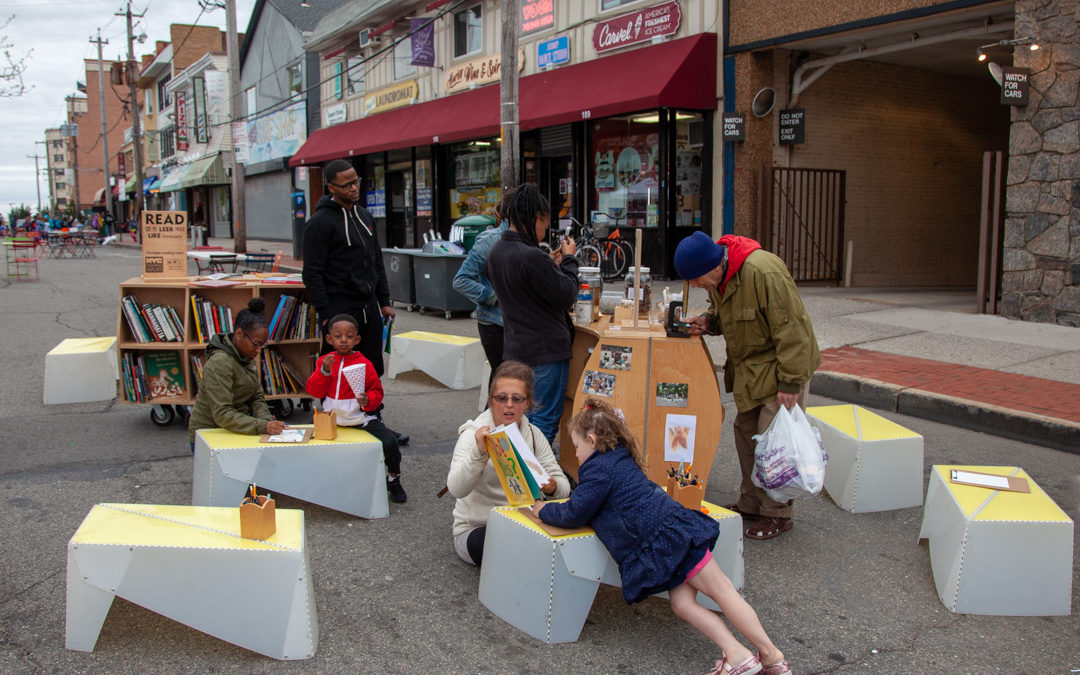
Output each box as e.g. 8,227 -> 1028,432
483,424 -> 552,507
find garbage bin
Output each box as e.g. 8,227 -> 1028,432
412,251 -> 472,319
452,214 -> 496,251
382,248 -> 421,311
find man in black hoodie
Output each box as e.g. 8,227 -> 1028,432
303,159 -> 408,445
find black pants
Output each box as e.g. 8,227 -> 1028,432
362,417 -> 401,474
320,304 -> 385,377
477,322 -> 504,387
466,526 -> 486,566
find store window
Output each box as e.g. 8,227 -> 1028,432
600,0 -> 640,10
287,63 -> 303,97
346,53 -> 365,97
245,86 -> 256,116
590,114 -> 661,228
673,111 -> 706,227
415,146 -> 433,240
393,34 -> 415,80
54,154 -> 64,163
364,156 -> 386,219
159,127 -> 175,159
448,139 -> 501,219
453,5 -> 483,58
145,87 -> 154,114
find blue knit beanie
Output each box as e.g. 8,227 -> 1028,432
674,231 -> 727,279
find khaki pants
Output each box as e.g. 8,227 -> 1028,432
732,387 -> 808,519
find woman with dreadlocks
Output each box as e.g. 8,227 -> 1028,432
485,184 -> 578,447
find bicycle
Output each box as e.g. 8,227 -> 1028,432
576,214 -> 634,280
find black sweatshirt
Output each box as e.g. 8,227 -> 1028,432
301,195 -> 390,324
486,229 -> 579,366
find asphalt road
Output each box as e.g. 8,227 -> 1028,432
1,249 -> 1077,674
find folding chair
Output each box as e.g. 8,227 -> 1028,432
8,241 -> 40,281
243,252 -> 277,273
199,252 -> 241,274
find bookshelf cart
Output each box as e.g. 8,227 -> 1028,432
116,276 -> 321,426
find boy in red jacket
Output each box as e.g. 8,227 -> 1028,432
305,314 -> 406,503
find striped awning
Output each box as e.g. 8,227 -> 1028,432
177,154 -> 229,189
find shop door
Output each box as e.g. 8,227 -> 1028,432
386,170 -> 413,248
542,156 -> 573,240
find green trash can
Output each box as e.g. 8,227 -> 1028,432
454,215 -> 496,251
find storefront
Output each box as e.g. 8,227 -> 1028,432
291,32 -> 716,277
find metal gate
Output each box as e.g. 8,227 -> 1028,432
757,167 -> 846,283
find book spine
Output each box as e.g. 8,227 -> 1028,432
141,304 -> 163,342
267,296 -> 286,339
190,296 -> 204,344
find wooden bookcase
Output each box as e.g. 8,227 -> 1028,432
116,277 -> 321,406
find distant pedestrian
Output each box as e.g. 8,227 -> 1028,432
675,232 -> 820,541
535,398 -> 790,675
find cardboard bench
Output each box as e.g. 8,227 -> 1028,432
44,337 -> 118,404
478,502 -> 743,643
385,330 -> 483,390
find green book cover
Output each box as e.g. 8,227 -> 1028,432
145,350 -> 186,399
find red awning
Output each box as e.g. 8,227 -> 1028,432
290,32 -> 716,167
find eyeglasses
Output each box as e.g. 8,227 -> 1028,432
239,329 -> 267,349
328,178 -> 361,189
490,394 -> 527,405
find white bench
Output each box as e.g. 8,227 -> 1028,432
386,330 -> 483,390
193,426 -> 389,519
66,503 -> 317,660
44,337 -> 118,404
918,465 -> 1073,615
478,502 -> 743,643
807,404 -> 923,513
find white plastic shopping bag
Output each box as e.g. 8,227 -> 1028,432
751,404 -> 827,501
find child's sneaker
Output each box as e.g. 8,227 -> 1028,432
387,476 -> 407,503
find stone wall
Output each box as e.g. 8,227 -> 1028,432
1001,0 -> 1080,325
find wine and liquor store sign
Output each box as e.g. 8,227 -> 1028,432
592,1 -> 681,53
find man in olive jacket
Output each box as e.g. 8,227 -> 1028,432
675,231 -> 820,541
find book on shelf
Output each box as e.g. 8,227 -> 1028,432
190,295 -> 235,343
145,351 -> 186,399
120,294 -> 183,343
267,294 -> 319,341
190,352 -> 205,391
261,348 -> 306,396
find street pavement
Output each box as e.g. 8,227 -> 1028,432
0,245 -> 1077,674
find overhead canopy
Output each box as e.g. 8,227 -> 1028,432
124,176 -> 139,194
158,155 -> 230,193
290,33 -> 717,167
142,176 -> 159,195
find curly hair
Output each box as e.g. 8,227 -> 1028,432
567,397 -> 645,469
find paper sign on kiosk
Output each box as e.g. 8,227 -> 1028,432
949,469 -> 1030,493
664,414 -> 696,463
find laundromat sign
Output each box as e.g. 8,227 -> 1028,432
364,80 -> 418,116
592,0 -> 681,53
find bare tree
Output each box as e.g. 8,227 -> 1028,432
1,15 -> 32,97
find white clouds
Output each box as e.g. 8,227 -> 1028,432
0,0 -> 256,214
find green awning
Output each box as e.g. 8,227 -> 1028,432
177,154 -> 229,189
157,166 -> 188,193
124,175 -> 139,193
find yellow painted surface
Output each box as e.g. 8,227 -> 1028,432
396,331 -> 479,346
70,503 -> 304,551
49,337 -> 117,355
198,425 -> 376,449
807,404 -> 920,441
496,499 -> 738,541
936,465 -> 1071,523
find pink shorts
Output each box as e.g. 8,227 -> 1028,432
684,549 -> 712,583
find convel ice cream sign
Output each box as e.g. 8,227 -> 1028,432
592,1 -> 681,53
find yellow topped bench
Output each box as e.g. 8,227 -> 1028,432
44,337 -> 118,405
385,330 -> 484,390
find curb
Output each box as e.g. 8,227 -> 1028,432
810,371 -> 1080,454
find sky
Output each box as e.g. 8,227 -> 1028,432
0,0 -> 257,216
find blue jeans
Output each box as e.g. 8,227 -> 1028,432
530,360 -> 569,448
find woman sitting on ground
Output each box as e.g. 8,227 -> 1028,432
447,360 -> 571,566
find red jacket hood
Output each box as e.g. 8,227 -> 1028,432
716,235 -> 762,296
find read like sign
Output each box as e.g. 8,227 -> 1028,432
141,210 -> 189,279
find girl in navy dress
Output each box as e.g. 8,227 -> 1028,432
533,398 -> 789,675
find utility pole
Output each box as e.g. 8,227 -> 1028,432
119,1 -> 146,228
499,0 -> 520,192
90,29 -> 113,219
225,0 -> 246,252
26,153 -> 44,214
34,139 -> 49,211
66,96 -> 82,215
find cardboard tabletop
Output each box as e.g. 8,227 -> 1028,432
48,337 -> 117,355
807,404 -> 921,441
493,499 -> 738,541
70,503 -> 305,551
935,465 -> 1071,523
198,425 -> 377,449
395,331 -> 479,345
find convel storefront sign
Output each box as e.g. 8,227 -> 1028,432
592,0 -> 681,53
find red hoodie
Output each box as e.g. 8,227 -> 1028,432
305,350 -> 384,412
716,235 -> 762,296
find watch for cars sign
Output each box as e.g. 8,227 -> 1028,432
592,1 -> 681,54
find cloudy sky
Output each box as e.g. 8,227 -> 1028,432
0,0 -> 256,216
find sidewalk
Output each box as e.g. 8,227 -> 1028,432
140,235 -> 1080,452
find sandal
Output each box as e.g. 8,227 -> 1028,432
705,654 -> 763,675
760,659 -> 791,675
744,516 -> 793,541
